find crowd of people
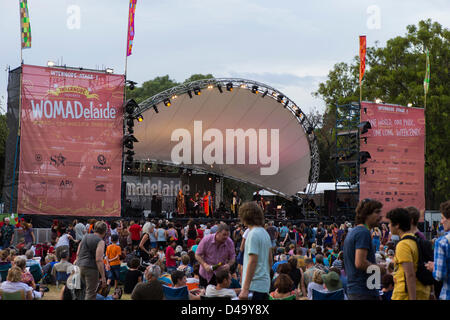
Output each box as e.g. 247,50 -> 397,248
0,199 -> 449,301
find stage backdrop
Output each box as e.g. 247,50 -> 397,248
360,102 -> 425,218
17,65 -> 124,216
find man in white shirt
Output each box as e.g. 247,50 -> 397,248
205,269 -> 238,299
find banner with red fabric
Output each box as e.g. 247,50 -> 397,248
360,102 -> 425,219
359,35 -> 366,84
17,65 -> 125,216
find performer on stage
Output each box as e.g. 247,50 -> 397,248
190,192 -> 201,217
203,192 -> 210,217
207,191 -> 214,218
230,190 -> 241,218
176,189 -> 186,216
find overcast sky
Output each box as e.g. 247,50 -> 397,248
0,0 -> 448,114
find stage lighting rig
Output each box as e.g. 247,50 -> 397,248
262,90 -> 268,98
105,68 -> 114,74
251,85 -> 259,94
277,94 -> 284,103
187,90 -> 193,98
226,82 -> 233,91
136,114 -> 143,122
163,98 -> 171,107
357,121 -> 372,134
217,84 -> 223,93
194,87 -> 201,95
359,151 -> 372,164
126,80 -> 137,90
124,134 -> 138,149
284,100 -> 289,108
124,99 -> 139,115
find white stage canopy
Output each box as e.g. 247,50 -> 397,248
131,78 -> 319,198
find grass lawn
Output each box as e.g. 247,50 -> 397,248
41,284 -> 132,300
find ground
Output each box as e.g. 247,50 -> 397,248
41,284 -> 132,300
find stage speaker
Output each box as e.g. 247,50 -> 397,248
324,190 -> 337,217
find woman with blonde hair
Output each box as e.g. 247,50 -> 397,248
13,256 -> 44,299
0,266 -> 33,300
307,269 -> 325,300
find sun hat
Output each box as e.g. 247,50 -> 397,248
321,271 -> 342,292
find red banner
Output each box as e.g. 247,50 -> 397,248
359,35 -> 366,84
18,65 -> 124,216
360,102 -> 425,219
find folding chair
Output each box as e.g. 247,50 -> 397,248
162,285 -> 189,300
312,288 -> 345,300
0,263 -> 12,282
0,289 -> 26,300
29,264 -> 43,283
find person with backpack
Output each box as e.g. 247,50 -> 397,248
386,208 -> 432,300
426,200 -> 450,300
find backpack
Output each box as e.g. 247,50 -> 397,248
399,235 -> 434,286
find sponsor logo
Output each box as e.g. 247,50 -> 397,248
93,154 -> 111,171
97,155 -> 107,165
35,153 -> 42,162
59,180 -> 73,189
95,184 -> 106,192
50,153 -> 66,167
47,85 -> 99,100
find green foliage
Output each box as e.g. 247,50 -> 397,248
314,19 -> 450,208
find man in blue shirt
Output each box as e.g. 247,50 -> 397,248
426,200 -> 450,300
343,198 -> 383,300
279,223 -> 289,243
238,202 -> 272,300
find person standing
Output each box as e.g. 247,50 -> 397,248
343,199 -> 382,300
266,221 -> 278,249
74,221 -> 108,300
386,208 -> 431,300
426,200 -> 450,300
105,234 -> 122,289
238,201 -> 272,300
231,191 -> 241,218
23,222 -> 35,249
176,189 -> 186,217
195,223 -> 236,288
0,217 -> 15,249
128,221 -> 142,251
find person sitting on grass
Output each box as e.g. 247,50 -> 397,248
41,254 -> 57,284
205,269 -> 238,299
0,266 -> 33,300
96,287 -> 123,300
51,251 -> 73,280
171,270 -> 203,300
124,258 -> 142,294
13,256 -> 44,299
177,254 -> 193,277
131,264 -> 164,300
269,273 -> 297,300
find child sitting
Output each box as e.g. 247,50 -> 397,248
124,258 -> 142,294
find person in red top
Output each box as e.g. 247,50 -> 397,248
196,226 -> 204,240
128,221 -> 142,251
166,239 -> 180,273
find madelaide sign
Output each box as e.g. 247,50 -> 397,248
17,65 -> 125,217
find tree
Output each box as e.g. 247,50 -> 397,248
314,19 -> 450,209
126,75 -> 179,104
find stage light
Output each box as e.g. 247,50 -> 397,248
47,61 -> 56,67
124,99 -> 139,114
358,121 -> 372,134
163,98 -> 171,107
284,100 -> 289,108
262,90 -> 268,97
208,176 -> 212,181
375,98 -> 383,104
360,151 -> 372,164
217,84 -> 223,93
215,176 -> 221,183
126,154 -> 134,162
207,84 -> 213,89
361,137 -> 368,144
171,94 -> 178,100
194,87 -> 201,95
277,94 -> 284,103
105,68 -> 114,74
134,162 -> 140,170
251,86 -> 259,94
126,80 -> 137,91
240,84 -> 246,89
152,105 -> 159,113
136,114 -> 143,122
126,118 -> 134,127
126,150 -> 135,156
187,169 -> 192,176
363,167 -> 367,175
226,82 -> 233,91
407,103 -> 413,107
306,126 -> 313,135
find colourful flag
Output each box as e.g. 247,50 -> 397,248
359,35 -> 366,85
424,48 -> 430,95
20,0 -> 31,49
126,0 -> 137,56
